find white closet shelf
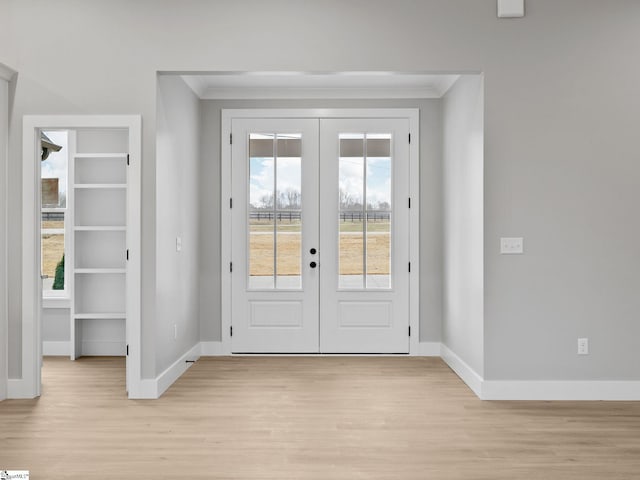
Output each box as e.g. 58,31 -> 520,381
74,183 -> 127,189
74,226 -> 126,231
74,313 -> 126,320
75,268 -> 126,274
74,153 -> 128,159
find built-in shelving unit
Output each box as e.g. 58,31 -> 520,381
70,132 -> 128,359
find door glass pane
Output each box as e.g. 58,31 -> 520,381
41,130 -> 68,293
338,133 -> 392,290
249,134 -> 275,289
276,135 -> 302,289
41,211 -> 65,293
248,133 -> 303,289
339,134 -> 364,289
366,135 -> 391,288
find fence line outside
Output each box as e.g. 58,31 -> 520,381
250,210 -> 391,222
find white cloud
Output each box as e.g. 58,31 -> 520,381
340,157 -> 391,208
250,157 -> 301,207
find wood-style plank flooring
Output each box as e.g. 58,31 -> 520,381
1,356 -> 640,479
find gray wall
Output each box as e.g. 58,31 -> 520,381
199,98 -> 443,343
2,1 -> 640,382
42,308 -> 70,343
442,76 -> 484,375
156,75 -> 201,374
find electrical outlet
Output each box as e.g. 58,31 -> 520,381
500,237 -> 524,254
174,324 -> 178,339
498,0 -> 525,18
577,337 -> 589,355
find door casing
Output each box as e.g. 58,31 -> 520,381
18,115 -> 143,399
221,108 -> 420,355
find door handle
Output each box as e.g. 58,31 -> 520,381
309,261 -> 317,269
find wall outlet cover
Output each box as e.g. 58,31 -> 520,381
500,237 -> 524,254
498,0 -> 525,18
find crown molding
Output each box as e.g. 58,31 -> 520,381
179,72 -> 462,100
0,63 -> 16,82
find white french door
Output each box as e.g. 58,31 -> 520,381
230,116 -> 411,353
319,119 -> 410,353
231,119 -> 320,353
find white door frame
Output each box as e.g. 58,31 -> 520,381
0,64 -> 14,401
221,108 -> 420,355
18,115 -> 143,399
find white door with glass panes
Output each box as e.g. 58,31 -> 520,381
230,117 -> 410,353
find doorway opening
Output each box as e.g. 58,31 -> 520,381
21,116 -> 143,399
222,109 -> 420,355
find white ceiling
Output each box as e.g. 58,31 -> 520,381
179,72 -> 460,100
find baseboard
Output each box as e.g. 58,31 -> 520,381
128,379 -> 158,400
81,341 -> 126,356
155,343 -> 201,398
413,342 -> 441,356
440,344 -> 483,398
200,341 -> 224,356
44,340 -> 125,357
19,340 -> 640,401
482,380 -> 640,401
7,379 -> 36,399
43,341 -> 70,356
440,344 -> 640,400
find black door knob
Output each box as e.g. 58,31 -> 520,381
310,248 -> 317,255
310,261 -> 317,268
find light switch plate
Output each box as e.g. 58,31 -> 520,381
500,237 -> 524,254
578,338 -> 589,355
498,0 -> 525,18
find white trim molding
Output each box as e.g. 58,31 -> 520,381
179,72 -> 461,100
21,115 -> 142,400
0,63 -> 16,82
441,344 -> 640,401
80,341 -> 126,357
155,343 -> 200,398
440,344 -> 484,398
127,343 -> 201,399
32,340 -> 640,401
0,75 -> 9,400
7,379 -> 34,399
482,380 -> 640,401
221,108 -> 420,356
43,341 -> 131,358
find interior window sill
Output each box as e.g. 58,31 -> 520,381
42,296 -> 71,309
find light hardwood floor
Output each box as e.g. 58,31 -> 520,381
1,356 -> 639,479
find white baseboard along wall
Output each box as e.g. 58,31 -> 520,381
38,341 -> 640,401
